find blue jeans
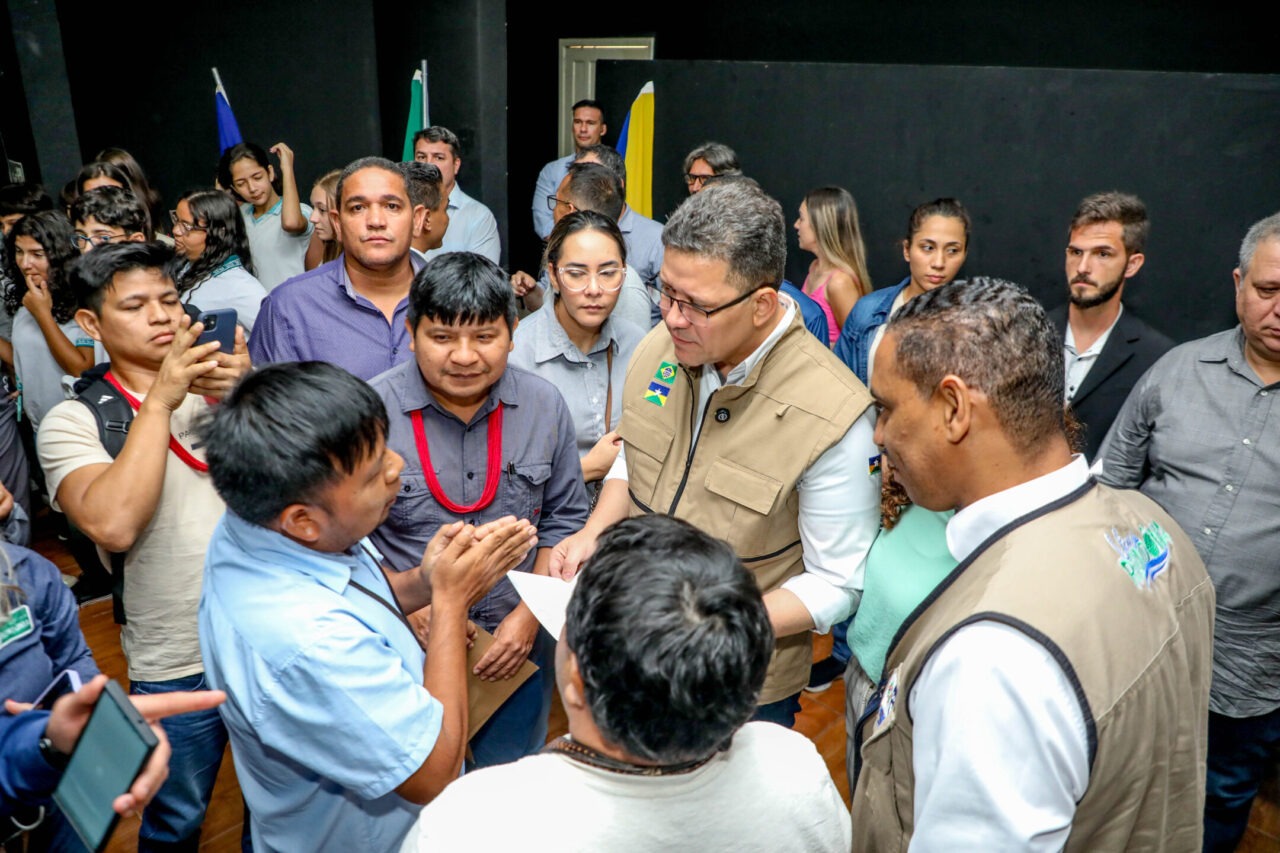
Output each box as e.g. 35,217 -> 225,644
467,628 -> 554,770
1203,707 -> 1280,852
751,692 -> 802,728
831,614 -> 853,665
130,673 -> 227,851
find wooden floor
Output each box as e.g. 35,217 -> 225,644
29,513 -> 1277,852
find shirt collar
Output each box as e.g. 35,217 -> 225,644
718,293 -> 798,387
244,199 -> 284,223
1198,326 -> 1270,385
337,252 -> 425,302
531,294 -> 621,365
1064,303 -> 1124,357
945,455 -> 1091,562
221,511 -> 367,594
447,185 -> 472,213
395,357 -> 519,423
617,206 -> 635,235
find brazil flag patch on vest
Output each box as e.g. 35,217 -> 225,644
644,381 -> 671,407
654,361 -> 678,384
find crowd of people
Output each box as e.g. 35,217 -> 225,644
0,96 -> 1276,853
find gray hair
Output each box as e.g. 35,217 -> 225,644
682,141 -> 741,176
399,161 -> 442,210
662,179 -> 785,293
888,277 -> 1066,455
575,144 -> 626,188
564,162 -> 624,222
1238,211 -> 1280,276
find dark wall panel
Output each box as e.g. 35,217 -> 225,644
596,59 -> 1278,343
54,0 -> 382,206
506,0 -> 1280,316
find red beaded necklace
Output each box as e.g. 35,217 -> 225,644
410,404 -> 504,513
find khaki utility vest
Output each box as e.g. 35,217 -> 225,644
619,311 -> 871,703
851,481 -> 1215,852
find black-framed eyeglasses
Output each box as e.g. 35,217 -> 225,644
645,281 -> 765,327
71,233 -> 123,249
169,210 -> 206,236
546,195 -> 576,212
683,173 -> 719,188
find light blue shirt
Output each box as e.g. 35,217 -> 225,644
509,296 -> 645,460
532,153 -> 575,239
424,184 -> 500,264
198,512 -> 441,853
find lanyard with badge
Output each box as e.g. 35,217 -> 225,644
0,583 -> 33,651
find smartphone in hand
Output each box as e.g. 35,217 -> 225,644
194,308 -> 237,352
53,679 -> 159,852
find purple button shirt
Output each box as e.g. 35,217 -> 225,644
249,255 -> 423,381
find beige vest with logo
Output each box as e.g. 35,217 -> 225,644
619,310 -> 871,703
851,482 -> 1215,852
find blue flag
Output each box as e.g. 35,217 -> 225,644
213,69 -> 243,154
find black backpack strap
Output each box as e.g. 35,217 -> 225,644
73,363 -> 134,623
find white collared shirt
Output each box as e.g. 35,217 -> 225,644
1063,304 -> 1123,400
908,456 -> 1091,851
608,296 -> 880,632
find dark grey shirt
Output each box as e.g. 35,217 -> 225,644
368,361 -> 588,630
1097,327 -> 1280,717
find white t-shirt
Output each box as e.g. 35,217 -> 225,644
402,722 -> 851,853
37,391 -> 225,682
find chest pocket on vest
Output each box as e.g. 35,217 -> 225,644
702,458 -> 784,553
854,718 -> 908,845
617,410 -> 673,511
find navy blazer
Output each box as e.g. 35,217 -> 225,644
1048,303 -> 1176,461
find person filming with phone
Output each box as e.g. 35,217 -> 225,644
35,242 -> 250,851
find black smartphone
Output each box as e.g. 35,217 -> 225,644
32,668 -> 84,711
53,679 -> 159,853
194,308 -> 237,352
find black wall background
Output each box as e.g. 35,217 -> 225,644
506,1 -> 1280,343
1,0 -> 1277,335
53,0 -> 382,200
594,59 -> 1278,343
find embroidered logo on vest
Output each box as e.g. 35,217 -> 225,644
872,665 -> 901,737
644,381 -> 670,407
1105,521 -> 1172,589
868,454 -> 882,476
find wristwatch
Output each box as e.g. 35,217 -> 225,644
38,735 -> 70,770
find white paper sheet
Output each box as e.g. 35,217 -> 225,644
509,572 -> 577,640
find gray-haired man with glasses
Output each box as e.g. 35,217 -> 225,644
549,178 -> 881,728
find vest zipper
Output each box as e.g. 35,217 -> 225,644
666,374 -> 715,517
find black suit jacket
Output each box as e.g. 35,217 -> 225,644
1048,304 -> 1176,461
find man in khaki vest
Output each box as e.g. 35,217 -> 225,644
550,178 -> 881,727
852,277 -> 1214,851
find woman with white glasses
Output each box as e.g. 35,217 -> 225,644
511,211 -> 644,499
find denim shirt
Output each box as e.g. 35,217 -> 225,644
833,277 -> 910,384
368,361 -> 588,629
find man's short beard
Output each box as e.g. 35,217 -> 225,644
1068,274 -> 1124,309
